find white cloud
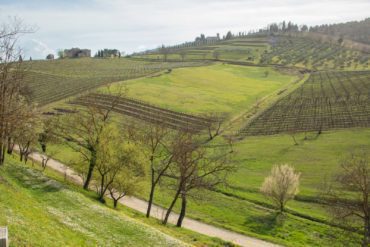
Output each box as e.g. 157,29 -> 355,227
0,0 -> 369,59
20,39 -> 55,59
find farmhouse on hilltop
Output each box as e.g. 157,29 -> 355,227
206,36 -> 219,42
46,54 -> 54,60
64,48 -> 91,58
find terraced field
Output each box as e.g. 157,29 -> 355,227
134,36 -> 268,62
71,93 -> 214,133
23,58 -> 208,105
241,70 -> 370,136
136,34 -> 370,70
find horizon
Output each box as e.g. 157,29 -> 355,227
0,0 -> 369,59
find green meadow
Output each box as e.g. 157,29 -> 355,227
0,157 -> 228,247
39,60 -> 370,246
101,64 -> 298,118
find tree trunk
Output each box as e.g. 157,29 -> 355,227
83,149 -> 97,190
363,216 -> 370,247
0,142 -> 3,166
176,193 -> 187,227
146,169 -> 156,218
6,137 -> 13,154
291,134 -> 298,145
98,174 -> 106,203
1,144 -> 5,164
113,199 -> 118,209
163,187 -> 181,225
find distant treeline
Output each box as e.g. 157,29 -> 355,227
95,49 -> 122,58
308,18 -> 370,45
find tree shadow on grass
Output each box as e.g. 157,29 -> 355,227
246,211 -> 286,235
7,165 -> 63,193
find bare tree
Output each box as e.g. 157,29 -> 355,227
40,149 -> 59,171
139,121 -> 173,218
322,151 -> 370,246
38,117 -> 60,171
0,18 -> 35,165
13,108 -> 40,163
162,132 -> 234,227
288,130 -> 299,145
260,164 -> 300,213
38,117 -> 58,153
57,93 -> 120,190
205,113 -> 227,140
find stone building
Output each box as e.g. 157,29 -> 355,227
64,48 -> 91,58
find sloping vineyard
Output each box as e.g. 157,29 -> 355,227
240,70 -> 370,136
261,36 -> 369,69
134,37 -> 268,62
23,59 -> 207,105
71,93 -> 214,132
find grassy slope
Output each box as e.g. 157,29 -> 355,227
42,62 -> 369,245
0,157 -> 228,247
101,64 -> 297,118
45,128 -> 369,246
140,129 -> 369,246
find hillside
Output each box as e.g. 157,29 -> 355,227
2,12 -> 370,247
23,58 -> 209,105
0,157 -> 226,247
133,33 -> 370,70
309,18 -> 370,45
22,55 -> 369,246
242,70 -> 370,136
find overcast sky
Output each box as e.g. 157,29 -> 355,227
0,0 -> 369,59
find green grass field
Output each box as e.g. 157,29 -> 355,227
24,58 -> 208,105
20,52 -> 370,246
44,127 -> 369,246
38,61 -> 368,246
100,64 -> 298,118
139,128 -> 369,246
0,156 -> 229,247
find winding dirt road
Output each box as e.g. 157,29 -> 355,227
29,151 -> 279,247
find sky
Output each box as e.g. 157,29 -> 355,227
0,0 -> 369,59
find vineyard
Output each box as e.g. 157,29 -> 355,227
23,58 -> 208,105
135,34 -> 370,70
241,70 -> 370,136
134,36 -> 268,62
71,93 -> 214,132
261,36 -> 370,69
